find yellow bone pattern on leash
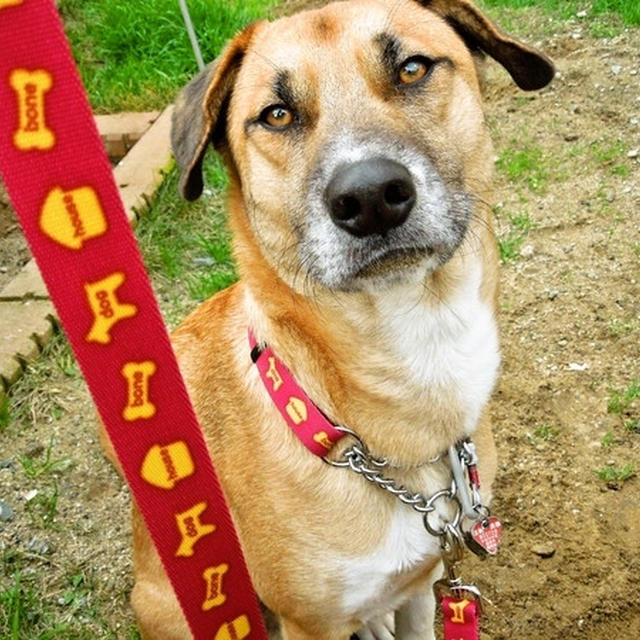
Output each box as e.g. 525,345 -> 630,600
214,615 -> 251,640
0,0 -> 24,8
202,564 -> 229,610
121,361 -> 157,421
84,272 -> 137,344
40,186 -> 107,250
140,441 -> 195,489
174,502 -> 216,557
10,69 -> 55,151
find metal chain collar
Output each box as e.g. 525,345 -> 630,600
324,426 -> 481,541
325,426 -> 501,614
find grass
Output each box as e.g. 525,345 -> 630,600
601,430 -> 615,449
590,140 -> 630,177
496,145 -> 549,195
0,394 -> 10,431
607,317 -> 640,338
494,206 -> 538,263
1,554 -> 140,640
596,463 -> 637,483
479,0 -> 640,27
59,0 -> 278,111
607,379 -> 640,415
526,424 -> 561,444
4,334 -> 78,434
25,484 -> 60,530
20,438 -> 73,480
498,232 -> 525,263
135,155 -> 236,327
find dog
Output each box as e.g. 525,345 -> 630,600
109,0 -> 553,637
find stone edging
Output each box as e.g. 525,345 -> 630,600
0,105 -> 174,398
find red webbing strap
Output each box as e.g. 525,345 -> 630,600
0,2 -> 267,638
442,596 -> 480,640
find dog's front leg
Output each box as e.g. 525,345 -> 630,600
394,563 -> 442,640
280,617 -> 350,640
355,613 -> 395,640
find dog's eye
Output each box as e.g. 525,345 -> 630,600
397,57 -> 431,85
260,105 -> 295,129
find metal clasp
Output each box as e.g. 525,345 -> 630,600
448,442 -> 483,520
433,525 -> 483,613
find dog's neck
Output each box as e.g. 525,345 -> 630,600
233,199 -> 500,465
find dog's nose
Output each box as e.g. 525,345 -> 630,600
325,158 -> 416,237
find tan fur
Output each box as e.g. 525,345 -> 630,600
101,1 -> 552,638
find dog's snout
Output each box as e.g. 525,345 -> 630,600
325,158 -> 416,237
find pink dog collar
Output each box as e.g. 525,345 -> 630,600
249,331 -> 345,456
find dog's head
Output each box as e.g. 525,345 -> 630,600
172,0 -> 553,292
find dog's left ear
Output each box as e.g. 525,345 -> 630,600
416,0 -> 554,90
171,22 -> 262,200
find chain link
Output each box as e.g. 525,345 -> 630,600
325,426 -> 462,539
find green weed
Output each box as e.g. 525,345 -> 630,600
20,439 -> 73,479
509,212 -> 536,233
0,394 -> 10,431
55,350 -> 79,378
596,463 -> 637,483
25,483 -> 60,530
607,317 -> 640,338
496,146 -> 549,194
625,418 -> 640,433
607,379 -> 640,415
527,424 -> 561,443
601,430 -> 615,449
4,333 -> 77,433
590,140 -> 629,176
497,212 -> 535,264
534,425 -> 561,441
498,233 -> 525,263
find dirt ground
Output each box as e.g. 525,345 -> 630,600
1,4 -> 639,639
0,182 -> 30,291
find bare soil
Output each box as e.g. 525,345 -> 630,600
1,6 -> 639,639
0,181 -> 30,291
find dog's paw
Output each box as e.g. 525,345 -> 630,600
352,613 -> 395,640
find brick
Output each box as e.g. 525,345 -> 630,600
0,259 -> 48,300
0,301 -> 56,388
0,352 -> 21,389
95,111 -> 160,139
95,111 -> 160,161
114,105 -> 173,224
103,132 -> 127,160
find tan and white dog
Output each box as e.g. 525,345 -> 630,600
118,0 -> 553,638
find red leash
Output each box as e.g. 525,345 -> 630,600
0,1 -> 267,638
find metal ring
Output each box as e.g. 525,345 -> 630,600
422,492 -> 462,537
323,425 -> 368,467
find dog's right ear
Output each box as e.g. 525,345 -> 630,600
171,23 -> 261,200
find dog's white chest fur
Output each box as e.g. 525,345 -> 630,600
339,504 -> 440,616
338,261 -> 499,618
375,260 -> 499,433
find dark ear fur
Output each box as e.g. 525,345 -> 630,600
417,0 -> 554,90
171,23 -> 261,200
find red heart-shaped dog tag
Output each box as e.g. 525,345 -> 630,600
469,516 -> 502,556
